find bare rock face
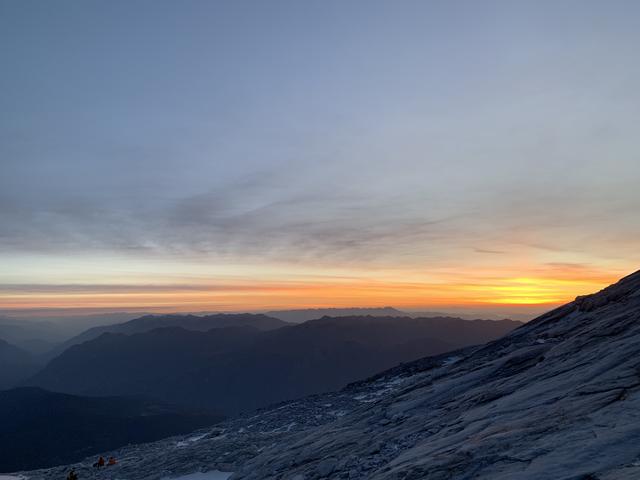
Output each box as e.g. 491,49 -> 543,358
17,270 -> 640,480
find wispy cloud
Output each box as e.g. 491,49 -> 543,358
1,0 -> 640,311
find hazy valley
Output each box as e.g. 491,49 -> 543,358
0,309 -> 519,471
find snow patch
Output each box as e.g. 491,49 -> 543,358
384,376 -> 408,386
442,356 -> 461,366
354,375 -> 413,402
176,432 -> 208,447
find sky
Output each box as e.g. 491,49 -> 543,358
1,0 -> 639,317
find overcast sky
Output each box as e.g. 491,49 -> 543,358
1,0 -> 639,314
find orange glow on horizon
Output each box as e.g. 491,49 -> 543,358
0,265 -> 622,315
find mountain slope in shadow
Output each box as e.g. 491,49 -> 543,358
44,313 -> 288,361
29,316 -> 520,416
0,387 -> 220,473
0,338 -> 40,389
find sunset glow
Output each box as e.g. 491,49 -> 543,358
0,257 -> 623,316
1,1 -> 639,319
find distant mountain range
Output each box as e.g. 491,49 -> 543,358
265,307 -> 534,323
0,320 -> 66,355
28,315 -> 520,416
1,308 -> 525,358
3,310 -> 521,473
0,313 -> 146,352
265,307 -> 407,323
0,338 -> 40,390
44,313 -> 288,361
0,387 -> 220,473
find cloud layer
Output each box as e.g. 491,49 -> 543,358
1,1 -> 639,311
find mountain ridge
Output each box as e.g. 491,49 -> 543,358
265,307 -> 406,324
43,313 -> 289,361
28,316 -> 520,416
0,338 -> 40,390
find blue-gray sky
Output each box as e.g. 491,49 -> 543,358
1,0 -> 639,312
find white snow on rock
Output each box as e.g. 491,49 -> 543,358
441,355 -> 461,365
176,433 -> 208,447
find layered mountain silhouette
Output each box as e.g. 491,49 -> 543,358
29,316 -> 519,416
266,307 -> 524,323
0,320 -> 65,355
266,307 -> 407,323
44,313 -> 289,361
0,387 -> 220,473
0,313 -> 146,353
0,338 -> 40,389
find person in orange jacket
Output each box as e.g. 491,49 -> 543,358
107,457 -> 117,466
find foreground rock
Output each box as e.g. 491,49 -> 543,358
17,270 -> 640,479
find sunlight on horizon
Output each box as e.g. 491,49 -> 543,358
1,1 -> 639,318
0,258 -> 623,315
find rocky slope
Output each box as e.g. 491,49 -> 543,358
15,270 -> 640,480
